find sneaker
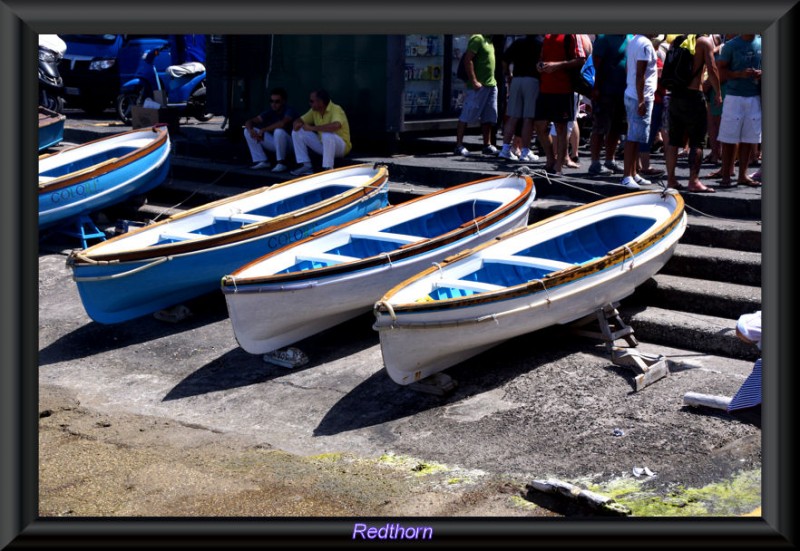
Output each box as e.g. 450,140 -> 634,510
518,149 -> 539,163
588,161 -> 612,176
454,145 -> 470,157
290,165 -> 314,177
482,144 -> 499,156
604,160 -> 623,173
633,174 -> 651,186
250,161 -> 270,170
271,163 -> 288,173
621,176 -> 641,190
498,149 -> 519,161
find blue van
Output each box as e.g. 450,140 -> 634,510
61,34 -> 206,115
61,34 -> 125,114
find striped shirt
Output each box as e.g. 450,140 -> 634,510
728,358 -> 762,411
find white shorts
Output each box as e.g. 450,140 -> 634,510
718,94 -> 762,144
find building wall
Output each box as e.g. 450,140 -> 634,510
221,35 -> 399,154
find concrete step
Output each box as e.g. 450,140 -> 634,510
170,153 -> 763,224
618,305 -> 759,362
632,273 -> 761,320
534,198 -> 761,253
663,243 -> 761,286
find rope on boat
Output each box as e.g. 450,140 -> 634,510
623,245 -> 635,271
380,251 -> 393,268
72,255 -> 171,282
375,300 -> 397,322
432,262 -> 443,276
532,278 -> 551,304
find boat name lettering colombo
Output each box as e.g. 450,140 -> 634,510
352,522 -> 433,540
267,228 -> 309,249
50,180 -> 100,204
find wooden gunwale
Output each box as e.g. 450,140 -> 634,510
221,174 -> 534,287
69,165 -> 389,265
38,108 -> 65,129
376,190 -> 684,314
38,127 -> 169,194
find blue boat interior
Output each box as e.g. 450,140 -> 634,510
277,198 -> 502,274
155,184 -> 354,245
39,146 -> 138,178
425,213 -> 655,301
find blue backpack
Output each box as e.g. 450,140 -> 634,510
576,55 -> 595,96
565,35 -> 595,96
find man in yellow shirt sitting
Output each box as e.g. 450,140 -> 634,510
290,89 -> 352,176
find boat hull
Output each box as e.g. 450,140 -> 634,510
39,126 -> 171,229
373,190 -> 686,385
68,165 -> 389,324
222,174 -> 535,354
38,107 -> 66,151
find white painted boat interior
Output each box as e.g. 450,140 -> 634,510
229,175 -> 529,281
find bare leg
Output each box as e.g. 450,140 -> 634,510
737,142 -> 757,185
686,146 -> 713,191
590,128 -> 603,163
554,122 -> 568,174
665,143 -> 682,189
502,116 -> 518,145
719,142 -> 737,185
456,121 -> 467,148
481,122 -> 492,147
623,139 -> 639,179
605,132 -> 620,163
535,120 -> 554,170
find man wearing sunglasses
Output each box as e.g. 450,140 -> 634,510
290,88 -> 352,176
243,87 -> 298,172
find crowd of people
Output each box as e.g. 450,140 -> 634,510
240,34 -> 761,192
454,33 -> 762,192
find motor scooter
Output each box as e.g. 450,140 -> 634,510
39,34 -> 67,113
115,41 -> 212,125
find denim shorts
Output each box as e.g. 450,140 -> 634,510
459,86 -> 499,125
624,95 -> 653,144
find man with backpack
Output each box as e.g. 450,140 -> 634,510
663,34 -> 722,192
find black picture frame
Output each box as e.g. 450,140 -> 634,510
3,1 -> 796,548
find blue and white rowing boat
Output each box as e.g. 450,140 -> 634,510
38,106 -> 66,151
39,125 -> 170,229
373,189 -> 687,385
66,164 -> 389,324
222,173 -> 535,355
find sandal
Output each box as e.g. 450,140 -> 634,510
688,184 -> 715,193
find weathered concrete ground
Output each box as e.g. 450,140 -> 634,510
38,246 -> 761,518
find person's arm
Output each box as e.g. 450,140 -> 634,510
464,49 -> 480,89
591,51 -> 605,100
636,58 -> 647,115
260,113 -> 291,133
701,38 -> 723,107
541,36 -> 584,74
244,114 -> 264,140
307,121 -> 342,133
293,110 -> 313,131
